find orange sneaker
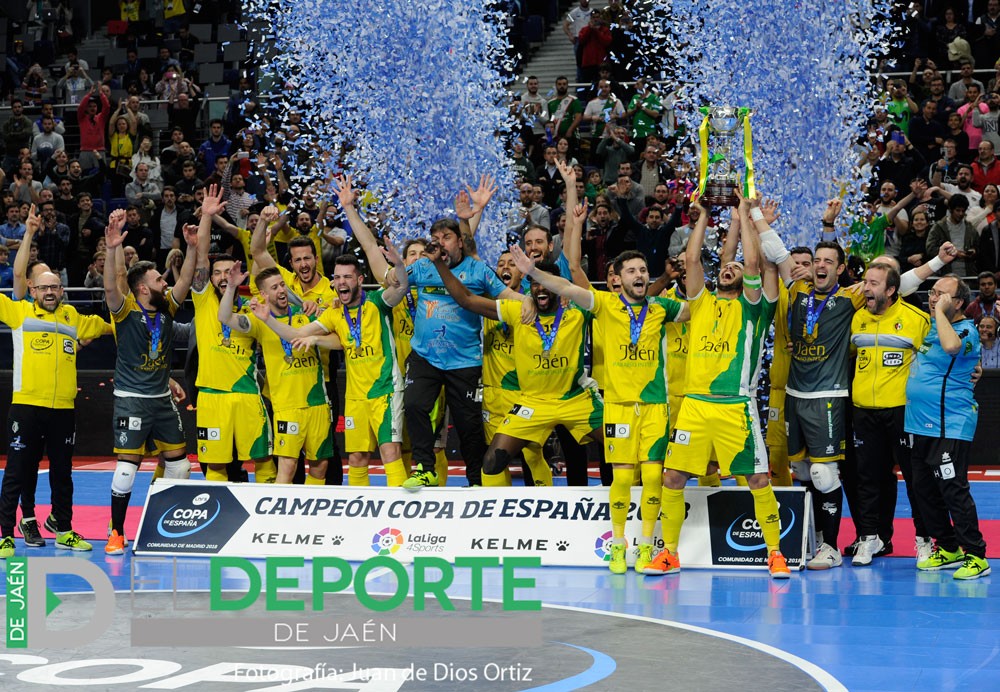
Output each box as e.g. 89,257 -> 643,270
768,550 -> 791,579
105,530 -> 126,555
642,548 -> 680,575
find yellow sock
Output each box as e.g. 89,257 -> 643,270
253,460 -> 277,484
734,474 -> 749,487
205,465 -> 228,482
401,451 -> 413,475
304,474 -> 326,486
751,485 -> 782,553
660,486 -> 686,552
610,467 -> 633,539
698,472 -> 720,487
482,471 -> 511,487
347,466 -> 370,486
640,463 -> 663,538
383,459 -> 407,487
523,445 -> 552,486
435,449 -> 449,486
770,445 -> 792,486
153,462 -> 164,480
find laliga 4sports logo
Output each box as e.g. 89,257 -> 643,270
371,527 -> 405,555
157,491 -> 222,538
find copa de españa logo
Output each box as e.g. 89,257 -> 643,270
372,527 -> 405,556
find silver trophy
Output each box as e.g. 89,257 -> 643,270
702,106 -> 742,207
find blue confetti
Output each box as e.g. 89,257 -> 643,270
625,0 -> 895,247
243,0 -> 517,264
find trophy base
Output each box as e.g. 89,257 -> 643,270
702,182 -> 739,208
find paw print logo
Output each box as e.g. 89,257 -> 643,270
331,536 -> 344,546
556,540 -> 569,551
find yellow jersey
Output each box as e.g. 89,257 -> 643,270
589,287 -> 682,404
391,290 -> 417,371
483,314 -> 517,391
851,298 -> 930,409
662,285 -> 689,397
0,294 -> 110,409
769,282 -> 792,390
684,288 -> 764,401
317,290 -> 401,400
246,306 -> 326,411
191,285 -> 259,394
498,299 -> 593,400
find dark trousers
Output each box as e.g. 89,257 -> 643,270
910,435 -> 987,558
324,365 -> 344,485
853,406 -> 926,541
404,352 -> 484,485
0,405 -> 75,535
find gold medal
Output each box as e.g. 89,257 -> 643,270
221,337 -> 231,347
284,354 -> 294,365
627,343 -> 638,357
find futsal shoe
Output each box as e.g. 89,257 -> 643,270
18,517 -> 44,547
915,537 -> 933,565
916,545 -> 965,571
105,518 -> 128,546
806,543 -> 842,570
608,543 -> 627,574
953,555 -> 991,580
105,530 -> 126,555
56,531 -> 93,552
402,470 -> 438,490
851,535 -> 884,566
635,543 -> 655,573
642,548 -> 681,575
768,550 -> 791,579
0,536 -> 14,559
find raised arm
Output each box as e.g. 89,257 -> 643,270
510,243 -> 594,310
192,184 -> 224,292
249,205 -> 279,272
332,174 -> 390,283
168,223 -> 199,302
12,204 -> 39,300
738,192 -> 762,302
564,199 -> 590,289
218,262 -> 252,332
465,174 -> 497,239
103,209 -> 128,312
427,244 -> 500,319
899,241 -> 957,296
380,239 -> 411,307
684,197 -> 709,297
720,204 -> 741,265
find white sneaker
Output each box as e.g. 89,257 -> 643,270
852,535 -> 884,566
915,536 -> 933,565
807,542 -> 843,570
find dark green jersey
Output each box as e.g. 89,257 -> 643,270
111,291 -> 179,397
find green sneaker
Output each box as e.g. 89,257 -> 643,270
55,530 -> 93,552
635,543 -> 655,573
916,545 -> 965,571
608,542 -> 627,574
402,470 -> 438,491
0,536 -> 14,559
954,554 -> 991,580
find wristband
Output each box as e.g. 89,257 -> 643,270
743,274 -> 762,289
750,208 -> 764,221
382,266 -> 393,286
821,221 -> 836,228
928,256 -> 946,272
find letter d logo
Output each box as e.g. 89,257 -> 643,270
6,558 -> 114,648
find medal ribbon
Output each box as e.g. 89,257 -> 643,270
277,306 -> 294,361
221,295 -> 242,343
803,287 -> 837,338
344,290 -> 366,349
619,294 -> 649,346
534,303 -> 564,354
404,289 -> 416,321
141,309 -> 162,359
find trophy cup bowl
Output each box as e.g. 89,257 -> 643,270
702,106 -> 742,208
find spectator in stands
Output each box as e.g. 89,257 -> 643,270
122,206 -> 154,262
203,155 -> 229,188
634,145 -> 669,193
83,250 -> 105,288
128,68 -> 156,99
153,46 -> 182,82
125,162 -> 163,218
876,138 -> 922,194
10,162 -> 42,206
53,179 -> 76,218
972,139 -> 1000,190
978,315 -> 1000,366
937,8 -> 969,65
220,164 -> 254,225
107,115 -> 134,196
547,76 -> 584,147
0,247 -> 12,288
56,62 -> 93,107
513,76 -> 548,156
32,103 -> 64,137
510,137 -> 536,183
927,194 -> 979,276
910,99 -> 949,162
121,95 -> 152,142
973,90 -> 1000,152
168,92 -> 200,143
177,24 -> 201,70
174,160 -> 203,208
886,80 -> 919,135
583,79 -> 625,149
945,111 -> 974,162
165,142 -> 197,186
909,58 -> 940,101
67,192 -> 104,286
155,68 -> 201,107
970,182 -> 1000,231
595,125 -> 634,185
931,138 -> 963,184
898,209 -> 934,273
988,59 -> 1000,94
78,88 -> 110,172
626,78 -> 663,153
35,202 -> 69,282
65,159 -> 103,198
582,199 -> 627,280
577,11 -> 613,84
958,85 -> 990,158
607,173 -> 645,219
131,136 -> 162,185
535,145 -> 561,207
31,117 -> 65,171
975,0 -> 1000,68
563,0 -> 593,81
966,271 -> 1000,320
950,60 -> 984,103
121,48 -> 142,91
101,68 -> 121,92
151,187 -> 190,269
508,182 -> 551,240
0,206 -> 26,259
2,100 -> 34,174
160,127 -> 186,168
940,162 -> 983,205
21,64 -> 47,107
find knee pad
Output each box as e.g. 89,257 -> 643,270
809,462 -> 841,493
484,448 -> 512,476
163,456 -> 191,480
790,460 -> 811,483
112,460 -> 139,496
